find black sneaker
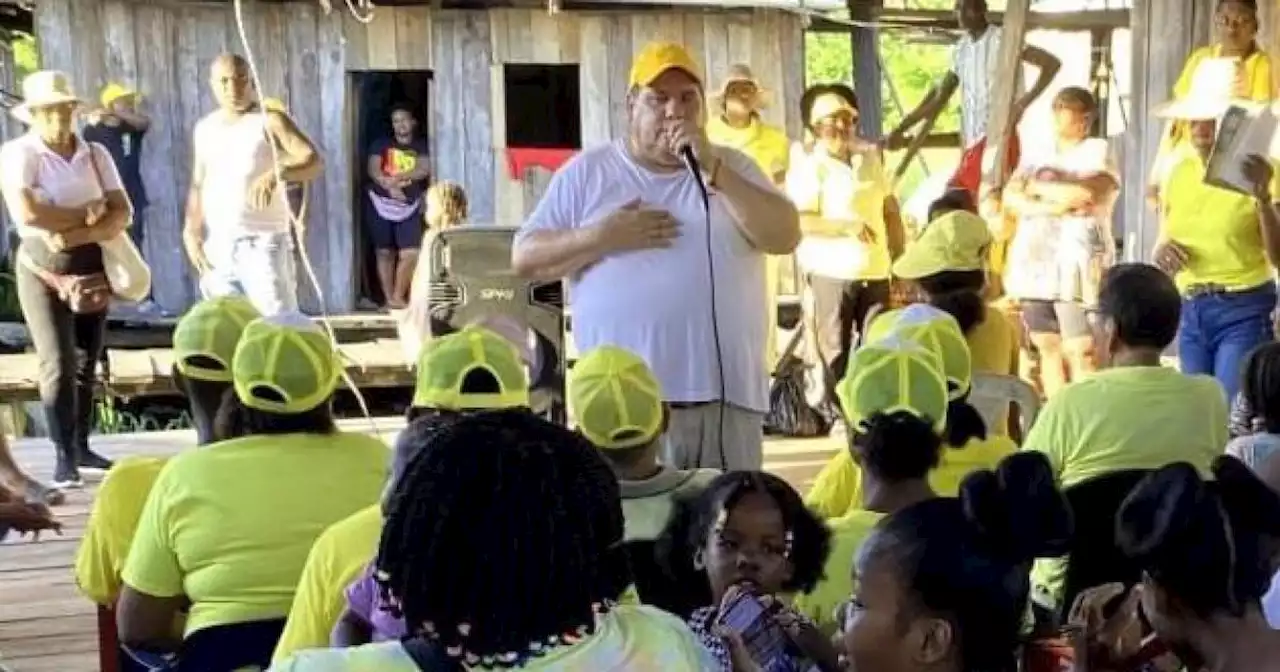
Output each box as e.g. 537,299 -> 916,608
52,462 -> 84,490
77,449 -> 114,473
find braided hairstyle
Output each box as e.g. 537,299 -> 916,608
1118,457 -> 1280,625
857,453 -> 1072,671
851,410 -> 944,483
375,409 -> 626,665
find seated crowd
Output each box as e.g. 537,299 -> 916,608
51,204 -> 1280,671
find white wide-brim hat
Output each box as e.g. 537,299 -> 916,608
710,63 -> 771,109
1153,57 -> 1255,120
10,70 -> 83,125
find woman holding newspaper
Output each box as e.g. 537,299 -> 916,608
1151,57 -> 1280,404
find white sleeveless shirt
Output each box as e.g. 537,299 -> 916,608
193,111 -> 291,237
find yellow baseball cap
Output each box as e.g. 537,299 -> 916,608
172,296 -> 261,383
232,312 -> 342,414
413,326 -> 530,410
569,346 -> 664,450
100,82 -> 137,109
865,303 -> 974,398
892,210 -> 992,280
629,41 -> 703,88
837,336 -> 949,434
808,92 -> 855,123
261,97 -> 287,113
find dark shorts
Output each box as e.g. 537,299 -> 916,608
1021,300 -> 1092,339
365,200 -> 423,251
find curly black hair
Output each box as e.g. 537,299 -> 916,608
655,471 -> 831,616
1242,342 -> 1280,435
862,453 -> 1072,671
851,411 -> 944,483
375,409 -> 626,665
1118,456 -> 1280,619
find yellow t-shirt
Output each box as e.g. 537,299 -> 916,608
1022,365 -> 1227,490
75,456 -> 170,605
792,509 -> 885,634
706,116 -> 790,182
272,504 -> 384,663
803,435 -> 1017,520
122,432 -> 390,636
1161,146 -> 1280,293
266,604 -> 714,671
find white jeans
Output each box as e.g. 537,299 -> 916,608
200,232 -> 299,316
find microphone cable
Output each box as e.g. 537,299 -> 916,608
680,146 -> 728,471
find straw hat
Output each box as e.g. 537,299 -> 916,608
1153,57 -> 1257,120
11,71 -> 83,124
711,63 -> 770,109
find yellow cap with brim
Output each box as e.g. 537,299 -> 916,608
261,97 -> 287,113
892,210 -> 992,280
837,336 -> 949,434
413,326 -> 530,410
232,312 -> 341,414
569,345 -> 664,450
809,92 -> 855,123
629,41 -> 703,88
864,303 -> 974,398
100,82 -> 138,109
173,296 -> 261,383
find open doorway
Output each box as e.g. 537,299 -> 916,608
349,70 -> 432,310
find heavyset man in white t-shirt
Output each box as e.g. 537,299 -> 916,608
512,42 -> 801,470
182,54 -> 324,316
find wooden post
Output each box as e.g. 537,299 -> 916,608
978,0 -> 1030,203
851,0 -> 883,139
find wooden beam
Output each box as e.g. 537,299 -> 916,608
980,0 -> 1030,200
807,8 -> 1130,34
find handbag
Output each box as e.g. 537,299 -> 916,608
83,141 -> 151,302
20,251 -> 111,314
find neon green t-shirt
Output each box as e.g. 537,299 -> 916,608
123,432 -> 390,636
266,605 -> 715,671
792,509 -> 885,633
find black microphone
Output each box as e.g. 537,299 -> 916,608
679,144 -> 710,201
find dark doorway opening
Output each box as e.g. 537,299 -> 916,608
349,70 -> 433,310
503,64 -> 582,150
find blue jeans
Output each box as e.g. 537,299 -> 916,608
200,232 -> 299,316
1178,282 -> 1276,403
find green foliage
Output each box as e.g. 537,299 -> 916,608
11,33 -> 37,80
94,400 -> 194,434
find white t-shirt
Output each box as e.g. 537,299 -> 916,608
193,110 -> 291,238
953,25 -> 1025,147
0,132 -> 125,238
786,146 -> 893,282
516,141 -> 773,412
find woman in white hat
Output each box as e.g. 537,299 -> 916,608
1151,57 -> 1280,406
787,83 -> 905,420
0,70 -> 133,489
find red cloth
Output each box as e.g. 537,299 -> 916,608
506,147 -> 577,180
946,133 -> 1022,200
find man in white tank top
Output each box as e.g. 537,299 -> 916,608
182,54 -> 323,316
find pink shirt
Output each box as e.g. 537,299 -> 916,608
0,132 -> 124,238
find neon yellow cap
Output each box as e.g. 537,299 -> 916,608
864,303 -> 974,398
413,326 -> 530,410
569,346 -> 664,450
837,336 -> 949,434
232,312 -> 341,414
173,296 -> 261,383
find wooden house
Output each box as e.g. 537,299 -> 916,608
31,0 -> 826,314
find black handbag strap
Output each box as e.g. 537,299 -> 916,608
401,635 -> 465,671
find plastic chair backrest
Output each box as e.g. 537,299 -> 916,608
970,372 -> 1041,438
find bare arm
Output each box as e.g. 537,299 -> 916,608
117,110 -> 152,133
366,153 -> 392,189
3,190 -> 90,233
116,585 -> 188,653
56,188 -> 131,248
183,146 -> 208,270
884,196 -> 906,260
266,111 -> 324,183
1259,199 -> 1280,270
1013,45 -> 1062,113
1002,172 -> 1062,218
889,72 -> 960,139
1026,173 -> 1118,209
710,153 -> 801,254
511,227 -> 611,281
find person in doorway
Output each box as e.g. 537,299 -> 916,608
183,53 -> 323,317
0,71 -> 133,489
367,104 -> 431,309
1148,0 -> 1275,210
83,83 -> 163,318
788,84 -> 905,419
512,41 -> 800,471
884,0 -> 1060,199
1003,87 -> 1119,398
707,64 -> 790,369
1151,57 -> 1280,404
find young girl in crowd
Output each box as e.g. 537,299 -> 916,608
658,471 -> 839,671
1226,342 -> 1280,469
1116,457 -> 1280,670
794,339 -> 950,633
839,452 -> 1072,672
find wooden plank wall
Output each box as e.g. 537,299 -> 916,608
0,33 -> 21,262
34,0 -> 805,314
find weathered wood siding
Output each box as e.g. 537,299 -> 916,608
0,34 -> 21,262
34,0 -> 806,314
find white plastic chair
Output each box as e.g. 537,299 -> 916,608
969,372 -> 1041,440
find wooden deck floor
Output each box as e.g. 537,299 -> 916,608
0,423 -> 840,671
